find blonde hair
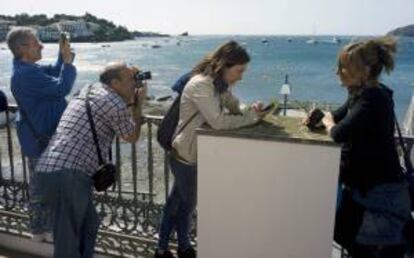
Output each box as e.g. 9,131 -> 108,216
338,37 -> 396,84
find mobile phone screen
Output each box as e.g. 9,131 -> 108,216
262,103 -> 275,112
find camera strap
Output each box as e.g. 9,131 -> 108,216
85,84 -> 105,166
394,110 -> 414,176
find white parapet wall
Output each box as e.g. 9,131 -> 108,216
197,134 -> 341,258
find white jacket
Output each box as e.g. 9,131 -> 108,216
172,74 -> 260,163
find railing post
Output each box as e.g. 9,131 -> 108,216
5,109 -> 15,181
147,122 -> 154,204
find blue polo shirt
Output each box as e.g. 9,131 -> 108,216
10,54 -> 77,158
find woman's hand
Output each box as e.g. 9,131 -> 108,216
250,101 -> 269,119
322,112 -> 335,134
251,101 -> 264,113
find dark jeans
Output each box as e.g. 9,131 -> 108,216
37,169 -> 100,258
28,158 -> 53,235
157,156 -> 197,251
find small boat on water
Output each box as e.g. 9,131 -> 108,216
261,38 -> 269,44
306,38 -> 318,44
331,36 -> 341,44
101,44 -> 111,48
151,44 -> 161,49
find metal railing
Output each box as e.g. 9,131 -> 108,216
1,104 -> 413,257
0,105 -> 193,257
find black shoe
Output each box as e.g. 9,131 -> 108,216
154,250 -> 176,258
177,247 -> 196,258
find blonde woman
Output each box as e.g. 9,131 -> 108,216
320,37 -> 410,258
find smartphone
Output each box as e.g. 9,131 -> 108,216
306,108 -> 325,129
60,32 -> 70,44
262,103 -> 276,112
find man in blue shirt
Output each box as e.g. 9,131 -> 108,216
6,27 -> 77,241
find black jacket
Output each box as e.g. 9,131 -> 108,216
331,85 -> 402,193
0,90 -> 7,112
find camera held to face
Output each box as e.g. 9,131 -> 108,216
135,71 -> 151,82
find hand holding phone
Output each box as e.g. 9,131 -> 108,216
306,108 -> 325,129
59,32 -> 74,64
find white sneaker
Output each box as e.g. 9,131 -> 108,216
44,232 -> 53,242
31,233 -> 45,242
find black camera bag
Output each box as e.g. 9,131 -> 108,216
86,85 -> 116,192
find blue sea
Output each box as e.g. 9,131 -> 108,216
1,35 -> 414,119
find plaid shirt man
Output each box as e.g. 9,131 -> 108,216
35,82 -> 135,176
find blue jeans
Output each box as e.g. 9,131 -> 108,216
37,169 -> 100,258
28,158 -> 53,235
157,156 -> 197,251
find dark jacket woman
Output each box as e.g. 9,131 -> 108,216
320,37 -> 411,258
331,85 -> 402,193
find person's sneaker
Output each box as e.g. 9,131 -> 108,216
31,233 -> 45,242
177,247 -> 196,258
154,250 -> 176,258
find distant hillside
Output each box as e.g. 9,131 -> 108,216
0,13 -> 169,42
387,24 -> 414,37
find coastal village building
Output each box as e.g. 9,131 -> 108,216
0,20 -> 16,41
37,24 -> 60,41
56,19 -> 94,39
0,19 -> 101,42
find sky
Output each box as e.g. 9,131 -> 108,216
0,0 -> 414,36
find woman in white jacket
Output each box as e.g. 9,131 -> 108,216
155,41 -> 265,258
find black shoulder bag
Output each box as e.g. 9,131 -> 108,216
157,94 -> 198,151
85,85 -> 116,192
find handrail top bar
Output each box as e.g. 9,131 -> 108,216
143,114 -> 163,120
5,104 -> 414,140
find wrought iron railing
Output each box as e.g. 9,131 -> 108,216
1,104 -> 413,257
0,105 -> 194,257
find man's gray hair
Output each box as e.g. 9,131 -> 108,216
6,27 -> 37,59
99,62 -> 128,86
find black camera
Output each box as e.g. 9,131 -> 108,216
306,108 -> 325,129
135,71 -> 152,82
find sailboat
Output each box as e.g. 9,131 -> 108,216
306,25 -> 318,44
306,38 -> 318,44
332,36 -> 341,44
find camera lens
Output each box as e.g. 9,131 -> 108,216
135,71 -> 152,82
